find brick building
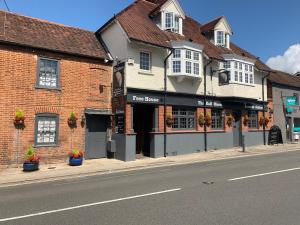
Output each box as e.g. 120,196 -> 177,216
0,11 -> 112,166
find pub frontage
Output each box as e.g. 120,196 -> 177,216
112,87 -> 271,161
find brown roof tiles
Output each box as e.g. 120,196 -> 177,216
104,0 -> 270,71
269,70 -> 300,89
0,10 -> 107,59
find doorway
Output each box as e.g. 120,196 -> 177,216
232,110 -> 242,147
85,114 -> 108,159
133,104 -> 155,157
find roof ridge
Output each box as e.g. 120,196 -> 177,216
0,10 -> 95,33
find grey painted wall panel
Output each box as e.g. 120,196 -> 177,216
112,134 -> 136,161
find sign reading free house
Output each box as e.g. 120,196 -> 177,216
286,96 -> 298,106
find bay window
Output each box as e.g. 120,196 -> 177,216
224,60 -> 255,85
171,49 -> 201,76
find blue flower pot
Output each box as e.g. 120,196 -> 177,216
23,162 -> 39,172
69,157 -> 83,166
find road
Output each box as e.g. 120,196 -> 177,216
1,150 -> 300,225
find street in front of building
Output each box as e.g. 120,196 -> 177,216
1,149 -> 300,225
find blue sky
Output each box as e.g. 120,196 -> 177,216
1,0 -> 299,71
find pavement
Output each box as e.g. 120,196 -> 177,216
0,142 -> 300,187
1,147 -> 300,224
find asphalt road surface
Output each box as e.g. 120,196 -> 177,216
1,150 -> 300,225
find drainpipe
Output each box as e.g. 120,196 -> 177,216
203,57 -> 213,152
262,71 -> 271,145
163,49 -> 174,157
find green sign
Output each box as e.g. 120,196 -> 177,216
286,96 -> 297,106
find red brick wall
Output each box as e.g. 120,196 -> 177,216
0,44 -> 112,167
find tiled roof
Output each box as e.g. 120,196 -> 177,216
269,70 -> 300,89
104,0 -> 270,71
0,10 -> 107,59
200,16 -> 223,33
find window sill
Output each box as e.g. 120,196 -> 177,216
35,86 -> 61,91
229,82 -> 255,87
138,71 -> 154,76
33,144 -> 60,148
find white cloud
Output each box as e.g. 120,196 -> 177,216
266,44 -> 300,74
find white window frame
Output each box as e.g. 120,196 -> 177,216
171,48 -> 201,76
216,31 -> 225,46
164,12 -> 181,34
139,51 -> 151,72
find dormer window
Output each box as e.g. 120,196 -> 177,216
165,12 -> 180,33
216,31 -> 225,47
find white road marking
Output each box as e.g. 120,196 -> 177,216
0,188 -> 181,222
228,167 -> 300,181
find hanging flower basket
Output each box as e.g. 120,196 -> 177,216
14,109 -> 25,129
198,113 -> 205,127
226,115 -> 234,127
259,116 -> 270,127
243,115 -> 249,126
205,114 -> 212,127
166,113 -> 173,127
67,112 -> 78,128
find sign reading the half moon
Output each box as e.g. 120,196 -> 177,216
113,62 -> 125,98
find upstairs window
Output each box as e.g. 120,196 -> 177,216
171,49 -> 201,76
37,57 -> 59,89
227,60 -> 255,85
164,12 -> 180,34
216,31 -> 225,46
140,52 -> 151,71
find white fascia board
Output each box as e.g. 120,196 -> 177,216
222,54 -> 256,65
171,40 -> 203,52
160,0 -> 185,19
215,17 -> 233,35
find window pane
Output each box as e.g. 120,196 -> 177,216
36,116 -> 57,145
186,61 -> 192,74
234,71 -> 238,81
245,73 -> 249,83
140,52 -> 150,71
194,52 -> 199,60
186,50 -> 192,59
172,61 -> 181,73
172,108 -> 195,129
173,49 -> 181,58
38,58 -> 58,88
248,111 -> 258,128
173,16 -> 179,33
250,74 -> 254,84
211,109 -> 224,129
193,63 -> 199,75
217,31 -> 224,45
165,12 -> 173,29
239,72 -> 243,82
239,63 -> 242,70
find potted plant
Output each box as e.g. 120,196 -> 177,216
67,112 -> 78,128
14,109 -> 25,129
198,113 -> 205,127
23,145 -> 39,172
243,115 -> 249,126
68,149 -> 84,166
166,113 -> 173,127
205,113 -> 212,127
226,114 -> 234,127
